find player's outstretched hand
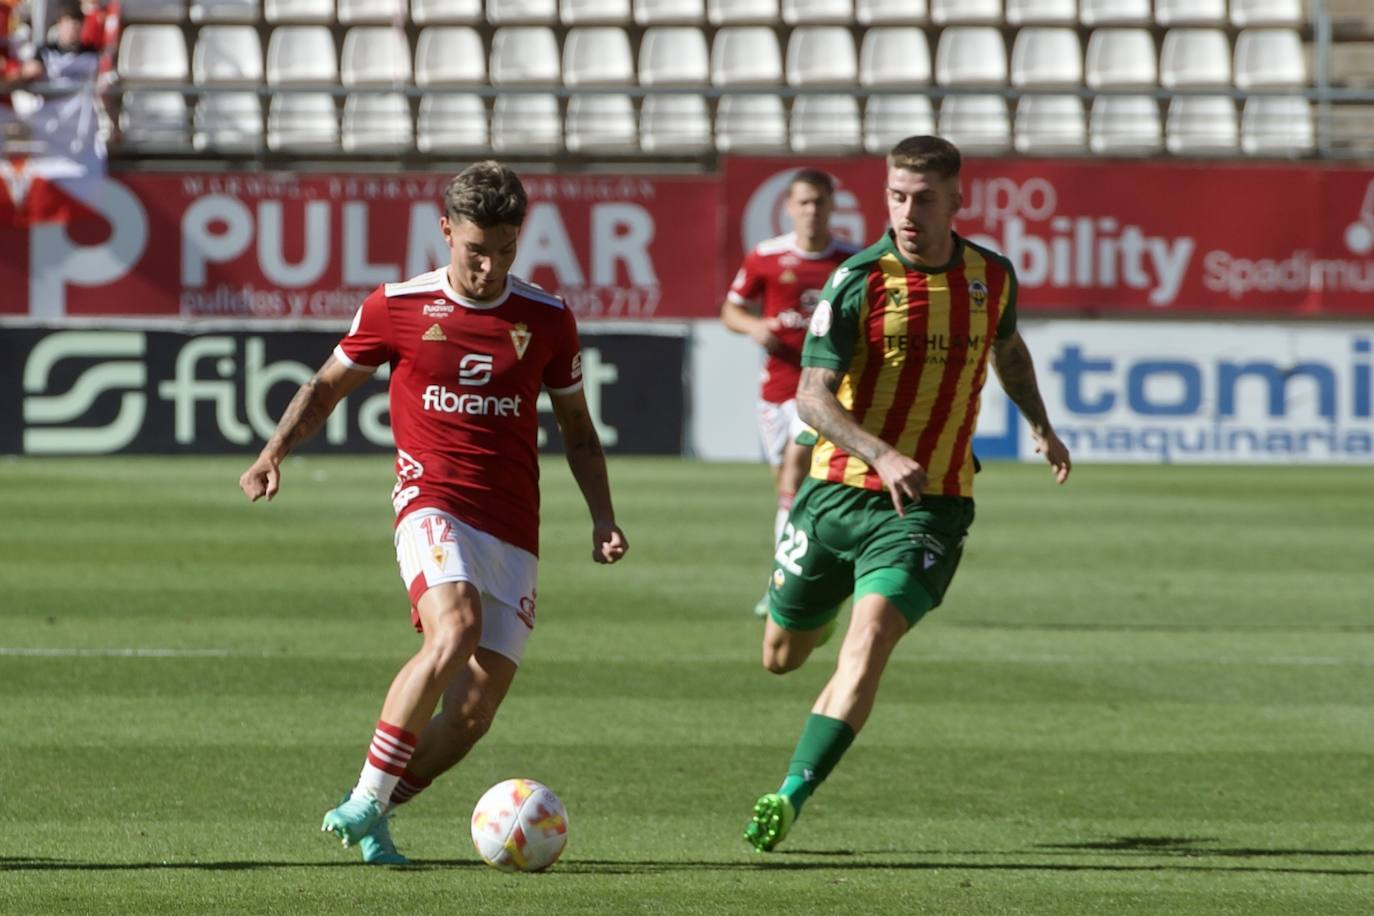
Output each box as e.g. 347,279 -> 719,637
239,453 -> 281,502
592,521 -> 628,565
1034,430 -> 1072,484
872,450 -> 927,517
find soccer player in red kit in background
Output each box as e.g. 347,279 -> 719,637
721,169 -> 859,616
239,161 -> 628,864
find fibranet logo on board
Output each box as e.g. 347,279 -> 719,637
957,177 -> 1196,307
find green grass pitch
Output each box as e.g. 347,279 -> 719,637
1,456 -> 1371,914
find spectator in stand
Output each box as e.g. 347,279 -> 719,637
22,4 -> 100,88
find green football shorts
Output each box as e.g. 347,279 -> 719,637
768,476 -> 975,632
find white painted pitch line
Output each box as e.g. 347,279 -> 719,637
0,647 -> 249,658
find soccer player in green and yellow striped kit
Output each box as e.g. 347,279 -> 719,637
744,135 -> 1073,852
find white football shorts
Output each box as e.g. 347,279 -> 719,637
757,398 -> 811,466
394,508 -> 539,665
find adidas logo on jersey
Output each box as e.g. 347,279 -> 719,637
423,323 -> 447,342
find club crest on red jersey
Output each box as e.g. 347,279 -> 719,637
509,323 -> 532,359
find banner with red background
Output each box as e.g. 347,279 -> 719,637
4,160 -> 1374,320
723,157 -> 1374,317
0,172 -> 720,320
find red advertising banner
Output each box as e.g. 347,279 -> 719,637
5,160 -> 1374,319
722,156 -> 1374,316
0,172 -> 721,320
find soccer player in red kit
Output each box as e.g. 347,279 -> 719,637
239,161 -> 628,864
721,169 -> 859,616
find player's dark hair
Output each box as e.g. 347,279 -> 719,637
444,161 -> 528,228
887,136 -> 962,179
55,3 -> 84,21
789,168 -> 834,198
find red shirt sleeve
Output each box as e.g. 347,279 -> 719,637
542,304 -> 583,394
334,287 -> 395,370
726,250 -> 766,307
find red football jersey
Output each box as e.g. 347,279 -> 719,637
335,269 -> 582,557
727,233 -> 860,404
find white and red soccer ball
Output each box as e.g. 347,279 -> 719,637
470,778 -> 569,872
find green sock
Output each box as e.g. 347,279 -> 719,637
777,713 -> 856,815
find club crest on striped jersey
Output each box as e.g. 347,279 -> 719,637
423,323 -> 447,342
809,300 -> 833,337
968,279 -> 989,310
509,323 -> 532,359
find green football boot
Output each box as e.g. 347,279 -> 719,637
359,812 -> 410,865
744,792 -> 796,853
321,793 -> 383,848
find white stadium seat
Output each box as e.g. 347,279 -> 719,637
267,91 -> 339,151
935,27 -> 1007,86
1241,95 -> 1314,156
1014,94 -> 1086,153
931,0 -> 1001,25
711,26 -> 783,86
864,95 -> 935,152
1155,0 -> 1227,26
1085,28 -> 1156,88
565,94 -> 638,151
342,92 -> 413,152
1160,28 -> 1232,89
1078,0 -> 1148,25
782,0 -> 851,24
786,26 -> 857,87
1006,0 -> 1075,25
634,0 -> 704,23
937,94 -> 1011,153
714,93 -> 787,151
492,93 -> 562,151
192,25 -> 262,84
856,0 -> 925,22
1010,27 -> 1082,87
1231,0 -> 1302,27
117,25 -> 189,83
417,93 -> 489,151
859,27 -> 930,87
1166,95 -> 1238,155
1088,94 -> 1162,154
266,27 -> 337,84
1234,28 -> 1307,90
265,0 -> 334,22
119,0 -> 186,22
562,0 -> 630,22
190,0 -> 259,22
415,27 -> 486,86
789,93 -> 861,152
639,27 -> 709,85
339,0 -> 406,23
118,90 -> 188,150
490,26 -> 560,84
342,27 -> 412,86
487,0 -> 557,22
639,94 -> 712,151
707,0 -> 777,24
411,0 -> 482,22
194,92 -> 263,151
563,27 -> 634,86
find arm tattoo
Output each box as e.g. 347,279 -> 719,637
556,399 -> 616,522
992,335 -> 1054,436
267,375 -> 337,457
796,367 -> 892,466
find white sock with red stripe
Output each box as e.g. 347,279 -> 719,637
389,770 -> 433,807
350,720 -> 417,811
